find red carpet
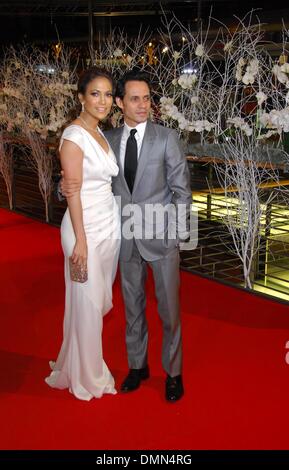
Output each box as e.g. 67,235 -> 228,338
1,208 -> 289,450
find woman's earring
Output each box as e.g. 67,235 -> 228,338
81,103 -> 85,113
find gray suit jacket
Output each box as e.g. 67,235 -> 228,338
105,121 -> 191,262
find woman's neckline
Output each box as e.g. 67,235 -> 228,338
69,123 -> 110,156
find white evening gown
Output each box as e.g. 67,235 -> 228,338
45,125 -> 120,401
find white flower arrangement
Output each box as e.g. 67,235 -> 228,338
227,117 -> 253,137
160,97 -> 214,133
260,108 -> 289,133
0,45 -> 78,222
272,64 -> 289,86
242,59 -> 259,85
177,73 -> 198,89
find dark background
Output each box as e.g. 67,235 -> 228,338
0,0 -> 288,46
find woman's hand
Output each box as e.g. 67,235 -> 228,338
71,238 -> 88,268
60,170 -> 81,198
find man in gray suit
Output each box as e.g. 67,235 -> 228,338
105,70 -> 191,401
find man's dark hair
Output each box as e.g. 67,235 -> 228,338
115,69 -> 151,99
77,67 -> 115,95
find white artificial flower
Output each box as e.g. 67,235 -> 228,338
258,108 -> 289,133
227,117 -> 252,136
113,48 -> 123,58
272,108 -> 289,132
170,109 -> 180,120
159,97 -> 178,119
236,70 -> 243,81
242,73 -> 255,85
238,57 -> 246,67
178,116 -> 188,130
190,96 -> 199,105
272,64 -> 288,85
189,119 -> 214,133
172,51 -> 181,61
194,120 -> 204,132
242,59 -> 259,85
248,59 -> 259,74
159,97 -> 192,131
195,44 -> 204,57
191,74 -> 198,84
224,41 -> 233,53
280,63 -> 289,74
177,73 -> 197,89
259,112 -> 270,127
204,120 -> 215,132
256,92 -> 267,106
236,58 -> 246,81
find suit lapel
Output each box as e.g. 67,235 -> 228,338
109,127 -> 122,163
109,127 -> 130,193
133,121 -> 156,194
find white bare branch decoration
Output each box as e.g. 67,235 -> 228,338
26,133 -> 53,223
0,132 -> 13,210
0,45 -> 78,221
214,132 -> 280,288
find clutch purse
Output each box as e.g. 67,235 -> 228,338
69,257 -> 88,283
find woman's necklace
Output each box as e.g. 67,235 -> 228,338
79,115 -> 99,134
78,114 -> 109,154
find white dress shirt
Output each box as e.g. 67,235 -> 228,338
119,121 -> 147,171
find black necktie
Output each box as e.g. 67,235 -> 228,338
124,128 -> 138,193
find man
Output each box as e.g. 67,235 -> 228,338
106,70 -> 191,402
63,69 -> 191,402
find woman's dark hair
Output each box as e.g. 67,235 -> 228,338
115,69 -> 151,99
77,66 -> 115,95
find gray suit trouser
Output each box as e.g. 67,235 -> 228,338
119,241 -> 182,377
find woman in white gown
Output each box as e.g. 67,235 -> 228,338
45,68 -> 120,401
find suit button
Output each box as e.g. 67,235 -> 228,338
130,224 -> 134,232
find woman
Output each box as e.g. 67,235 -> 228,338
45,68 -> 120,401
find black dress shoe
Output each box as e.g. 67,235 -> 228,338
165,374 -> 184,402
120,365 -> 150,393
